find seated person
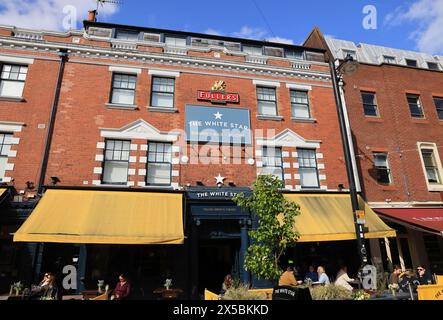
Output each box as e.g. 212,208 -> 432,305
279,264 -> 301,288
304,265 -> 319,283
416,265 -> 434,285
389,265 -> 402,285
313,266 -> 330,285
334,266 -> 355,292
398,270 -> 419,293
220,274 -> 233,295
110,274 -> 132,300
40,273 -> 61,300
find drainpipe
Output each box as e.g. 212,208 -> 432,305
37,49 -> 69,195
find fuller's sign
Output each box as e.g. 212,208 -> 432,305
197,80 -> 240,104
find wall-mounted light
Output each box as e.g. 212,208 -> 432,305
51,176 -> 61,185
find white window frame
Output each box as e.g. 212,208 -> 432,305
373,153 -> 392,185
417,142 -> 443,191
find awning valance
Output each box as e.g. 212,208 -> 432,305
375,208 -> 443,237
0,188 -> 8,202
13,189 -> 184,245
285,194 -> 396,242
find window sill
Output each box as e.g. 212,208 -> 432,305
105,103 -> 138,110
427,185 -> 443,192
147,106 -> 179,113
291,117 -> 317,123
365,117 -> 383,123
257,115 -> 284,121
411,118 -> 429,124
379,185 -> 398,191
141,185 -> 174,190
0,96 -> 26,102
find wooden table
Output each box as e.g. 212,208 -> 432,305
153,288 -> 184,300
81,290 -> 100,300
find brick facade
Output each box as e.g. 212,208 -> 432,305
0,23 -> 349,195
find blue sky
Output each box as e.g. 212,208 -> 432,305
1,0 -> 443,54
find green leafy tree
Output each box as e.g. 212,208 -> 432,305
233,174 -> 301,282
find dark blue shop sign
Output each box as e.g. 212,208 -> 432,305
191,205 -> 248,216
185,104 -> 252,145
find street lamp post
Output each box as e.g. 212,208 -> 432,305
329,55 -> 369,267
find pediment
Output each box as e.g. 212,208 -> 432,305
257,129 -> 321,148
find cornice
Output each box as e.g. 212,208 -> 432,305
0,36 -> 332,83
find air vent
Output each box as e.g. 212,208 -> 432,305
143,33 -> 161,43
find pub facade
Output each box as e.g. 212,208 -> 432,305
0,16 -> 394,298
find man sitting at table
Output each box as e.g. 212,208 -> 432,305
334,265 -> 355,292
279,261 -> 302,287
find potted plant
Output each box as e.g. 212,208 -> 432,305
10,282 -> 23,296
164,278 -> 172,290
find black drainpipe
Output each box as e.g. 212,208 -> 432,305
37,49 -> 69,195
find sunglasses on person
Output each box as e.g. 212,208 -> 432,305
417,268 -> 424,271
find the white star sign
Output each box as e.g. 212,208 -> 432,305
215,174 -> 226,185
214,112 -> 223,120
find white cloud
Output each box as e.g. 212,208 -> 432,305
232,26 -> 267,40
0,0 -> 118,31
385,0 -> 443,54
204,28 -> 222,36
265,36 -> 294,45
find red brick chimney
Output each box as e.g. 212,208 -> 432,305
87,10 -> 98,22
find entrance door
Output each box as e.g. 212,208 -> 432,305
198,239 -> 240,294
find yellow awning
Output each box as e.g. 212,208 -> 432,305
285,194 -> 396,242
13,189 -> 184,245
0,188 -> 8,204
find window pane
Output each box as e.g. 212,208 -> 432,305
292,104 -> 310,118
103,161 -> 128,184
243,45 -> 262,56
406,59 -> 417,67
0,81 -> 24,97
300,168 -> 319,187
112,89 -> 135,105
116,30 -> 139,40
152,92 -> 174,108
377,169 -> 391,184
0,157 -> 7,180
165,36 -> 186,47
426,168 -> 440,183
374,154 -> 388,167
422,152 -> 435,167
434,98 -> 443,120
258,101 -> 277,116
260,166 -> 283,181
147,163 -> 171,185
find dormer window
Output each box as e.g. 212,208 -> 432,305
427,62 -> 440,70
115,29 -> 140,41
406,59 -> 418,67
286,49 -> 304,60
165,36 -> 187,47
243,45 -> 263,56
342,50 -> 357,60
383,55 -> 396,64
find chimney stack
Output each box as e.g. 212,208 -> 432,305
87,10 -> 98,22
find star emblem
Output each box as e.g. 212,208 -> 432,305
215,174 -> 225,185
214,112 -> 223,120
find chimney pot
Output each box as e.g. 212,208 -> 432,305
88,10 -> 98,22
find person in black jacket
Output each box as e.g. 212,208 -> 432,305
40,273 -> 62,300
416,265 -> 434,285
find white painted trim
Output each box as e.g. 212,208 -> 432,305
286,83 -> 312,91
93,167 -> 103,174
172,158 -> 180,165
128,169 -> 136,176
0,122 -> 24,132
130,144 -> 138,151
256,161 -> 263,168
148,69 -> 180,78
140,144 -> 148,151
171,182 -> 180,189
282,151 -> 290,158
96,142 -> 105,149
9,137 -> 19,145
293,163 -> 299,169
172,146 -> 180,153
285,185 -> 294,190
253,79 -> 280,87
95,154 -> 104,162
369,202 -> 443,208
318,163 -> 325,169
2,177 -> 12,183
319,175 -> 327,181
316,153 -> 324,159
139,157 -> 147,164
138,169 -> 147,176
294,174 -> 301,180
129,156 -> 137,163
138,182 -> 146,187
0,54 -> 34,65
284,174 -> 292,180
172,170 -> 180,177
7,150 -> 17,157
256,129 -> 321,148
5,163 -> 14,171
92,180 -> 101,186
417,142 -> 443,192
109,66 -> 142,75
100,119 -> 180,142
283,163 -> 291,169
128,181 -> 135,187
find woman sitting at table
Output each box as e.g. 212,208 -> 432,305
313,266 -> 330,286
334,265 -> 355,292
110,274 -> 132,300
41,273 -> 61,300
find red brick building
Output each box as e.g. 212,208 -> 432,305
0,19 -> 394,298
306,28 -> 443,275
